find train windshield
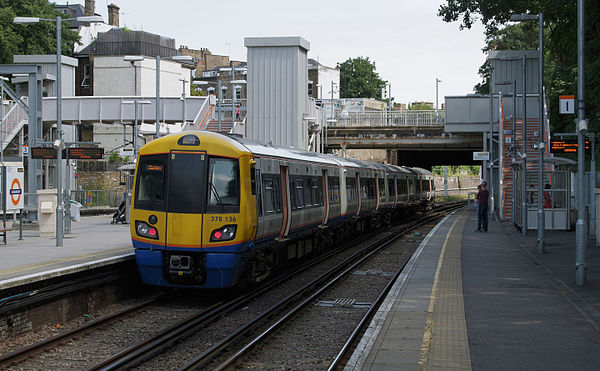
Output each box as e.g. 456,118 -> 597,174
167,152 -> 206,213
206,157 -> 240,213
135,153 -> 238,213
134,154 -> 167,211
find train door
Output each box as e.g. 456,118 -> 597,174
322,169 -> 329,225
356,173 -> 361,215
279,166 -> 292,239
165,151 -> 207,248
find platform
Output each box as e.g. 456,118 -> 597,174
0,215 -> 133,291
347,208 -> 600,370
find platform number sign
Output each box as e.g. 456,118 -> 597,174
559,95 -> 575,114
3,166 -> 24,211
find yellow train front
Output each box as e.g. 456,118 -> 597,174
130,132 -> 257,288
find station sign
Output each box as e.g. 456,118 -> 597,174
473,151 -> 490,161
3,166 -> 24,211
550,138 -> 589,154
559,95 -> 575,114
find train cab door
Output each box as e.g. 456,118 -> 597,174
165,151 -> 207,249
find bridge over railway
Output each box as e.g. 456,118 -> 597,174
323,110 -> 483,168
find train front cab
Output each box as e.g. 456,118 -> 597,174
131,133 -> 257,288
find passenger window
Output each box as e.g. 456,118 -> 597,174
346,177 -> 356,201
312,178 -> 322,206
328,176 -> 340,203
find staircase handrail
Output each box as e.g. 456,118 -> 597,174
1,97 -> 28,151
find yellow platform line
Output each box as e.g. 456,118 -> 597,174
420,210 -> 471,370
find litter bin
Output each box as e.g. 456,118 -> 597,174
70,200 -> 82,222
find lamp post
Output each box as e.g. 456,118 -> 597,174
1,76 -> 8,243
179,77 -> 188,128
576,0 -> 587,286
14,15 -> 102,247
510,12 -> 545,253
161,55 -> 193,137
122,100 -> 151,161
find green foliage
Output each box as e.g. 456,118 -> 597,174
408,102 -> 433,110
438,0 -> 600,152
432,165 -> 480,176
337,57 -> 387,101
0,0 -> 80,64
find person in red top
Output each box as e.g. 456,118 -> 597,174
544,184 -> 552,208
235,105 -> 241,121
476,181 -> 489,232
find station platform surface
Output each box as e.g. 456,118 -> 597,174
0,215 -> 133,291
347,207 -> 600,370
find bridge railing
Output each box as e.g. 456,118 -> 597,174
334,110 -> 444,127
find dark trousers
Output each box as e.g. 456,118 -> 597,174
477,204 -> 488,231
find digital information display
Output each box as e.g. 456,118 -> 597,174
30,147 -> 57,159
67,147 -> 104,159
550,138 -> 590,154
30,147 -> 104,159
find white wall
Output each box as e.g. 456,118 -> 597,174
93,56 -> 189,97
318,66 -> 339,99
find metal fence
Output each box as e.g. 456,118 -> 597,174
334,110 -> 444,127
70,190 -> 124,207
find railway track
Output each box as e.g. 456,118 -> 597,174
0,202 -> 464,369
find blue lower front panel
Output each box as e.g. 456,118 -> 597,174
134,249 -> 246,288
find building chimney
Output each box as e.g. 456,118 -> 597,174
108,3 -> 120,27
84,0 -> 95,16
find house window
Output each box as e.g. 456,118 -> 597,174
81,64 -> 91,87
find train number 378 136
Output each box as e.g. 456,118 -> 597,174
210,216 -> 237,222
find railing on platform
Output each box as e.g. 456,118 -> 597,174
70,190 -> 123,208
334,110 -> 444,127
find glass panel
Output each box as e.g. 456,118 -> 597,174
328,176 -> 340,202
206,157 -> 240,213
303,178 -> 312,206
346,177 -> 356,201
134,154 -> 167,211
264,178 -> 273,213
554,190 -> 566,208
168,152 -> 206,213
552,172 -> 567,190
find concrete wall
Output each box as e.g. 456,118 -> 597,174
93,56 -> 188,97
13,55 -> 78,97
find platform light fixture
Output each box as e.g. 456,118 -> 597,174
14,14 -> 102,247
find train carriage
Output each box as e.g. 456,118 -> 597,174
130,132 -> 434,289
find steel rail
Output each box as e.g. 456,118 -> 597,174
185,206 -> 462,370
89,224 -> 380,370
0,295 -> 163,367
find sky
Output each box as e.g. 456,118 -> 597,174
72,0 -> 487,106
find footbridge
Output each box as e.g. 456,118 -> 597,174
0,95 -> 215,153
325,110 -> 482,168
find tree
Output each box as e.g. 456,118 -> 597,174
337,57 -> 387,101
0,0 -> 80,65
438,0 -> 600,140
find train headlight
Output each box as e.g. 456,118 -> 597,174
136,220 -> 159,240
210,224 -> 237,242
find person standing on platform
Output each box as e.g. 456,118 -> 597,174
476,181 -> 489,232
235,105 -> 241,121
